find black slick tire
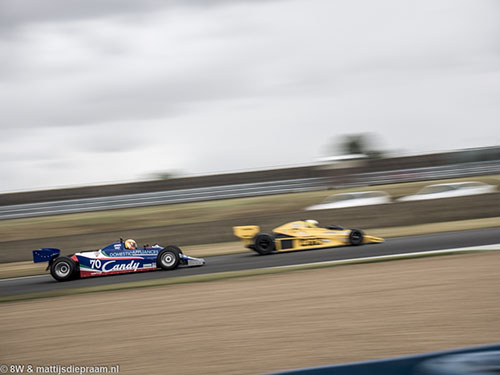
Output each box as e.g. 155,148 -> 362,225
157,246 -> 181,270
50,256 -> 77,282
253,233 -> 275,255
349,229 -> 364,246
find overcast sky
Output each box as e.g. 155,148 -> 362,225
1,0 -> 499,192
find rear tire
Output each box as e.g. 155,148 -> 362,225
157,246 -> 181,270
349,229 -> 364,246
253,233 -> 275,255
50,257 -> 77,282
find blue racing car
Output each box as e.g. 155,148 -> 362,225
33,238 -> 205,281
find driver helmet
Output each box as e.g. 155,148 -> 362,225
124,239 -> 137,249
305,219 -> 319,228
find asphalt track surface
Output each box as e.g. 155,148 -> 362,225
1,227 -> 499,298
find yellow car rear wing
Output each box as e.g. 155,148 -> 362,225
233,225 -> 260,246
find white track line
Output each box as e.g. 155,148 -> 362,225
0,274 -> 49,283
267,243 -> 500,270
1,243 -> 499,283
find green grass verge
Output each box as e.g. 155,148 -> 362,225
2,247 -> 496,303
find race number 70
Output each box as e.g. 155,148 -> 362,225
89,259 -> 102,269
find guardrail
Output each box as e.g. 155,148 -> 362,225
1,160 -> 498,220
0,178 -> 327,220
353,160 -> 500,186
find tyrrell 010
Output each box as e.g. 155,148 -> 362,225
33,239 -> 205,281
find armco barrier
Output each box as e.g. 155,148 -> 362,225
271,344 -> 500,375
0,178 -> 326,220
1,160 -> 499,220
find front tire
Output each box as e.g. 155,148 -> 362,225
253,233 -> 275,255
50,257 -> 77,282
349,229 -> 364,246
157,246 -> 181,270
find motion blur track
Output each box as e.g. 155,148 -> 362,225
1,228 -> 499,298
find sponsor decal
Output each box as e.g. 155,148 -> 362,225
299,239 -> 323,246
108,249 -> 158,257
102,260 -> 140,272
89,259 -> 141,272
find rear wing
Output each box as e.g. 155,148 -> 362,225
33,248 -> 60,263
233,225 -> 260,241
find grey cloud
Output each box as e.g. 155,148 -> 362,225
0,0 -> 278,32
72,125 -> 155,154
1,0 -> 499,192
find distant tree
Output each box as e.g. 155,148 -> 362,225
331,133 -> 386,159
149,170 -> 182,180
155,172 -> 176,180
342,134 -> 366,155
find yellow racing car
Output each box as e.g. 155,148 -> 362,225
233,220 -> 383,255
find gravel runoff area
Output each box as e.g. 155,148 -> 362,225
1,251 -> 499,375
